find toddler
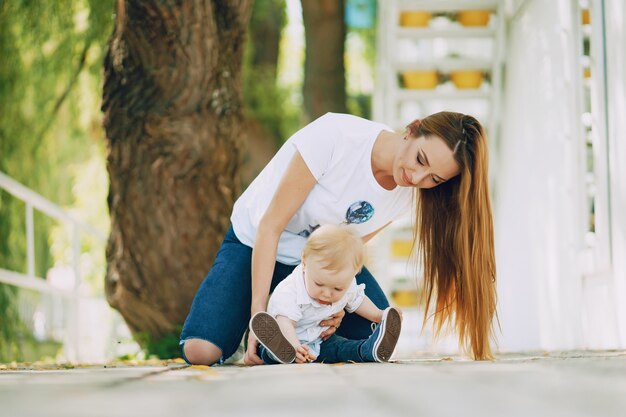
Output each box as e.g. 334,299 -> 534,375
249,224 -> 402,364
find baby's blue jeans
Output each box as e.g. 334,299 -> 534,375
260,334 -> 370,364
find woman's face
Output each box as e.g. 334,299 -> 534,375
394,134 -> 461,189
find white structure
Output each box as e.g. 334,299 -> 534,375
373,0 -> 506,356
375,0 -> 626,353
495,0 -> 626,351
0,172 -> 136,362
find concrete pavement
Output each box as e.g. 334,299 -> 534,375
1,350 -> 625,417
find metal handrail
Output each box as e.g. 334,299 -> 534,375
0,171 -> 106,243
0,170 -> 108,361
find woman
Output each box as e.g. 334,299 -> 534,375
180,111 -> 496,365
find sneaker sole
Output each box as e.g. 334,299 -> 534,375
373,307 -> 402,362
249,312 -> 296,364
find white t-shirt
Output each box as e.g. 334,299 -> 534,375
267,264 -> 366,357
231,112 -> 413,265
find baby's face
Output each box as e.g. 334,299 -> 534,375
302,260 -> 355,305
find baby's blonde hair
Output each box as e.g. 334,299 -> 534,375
302,225 -> 364,272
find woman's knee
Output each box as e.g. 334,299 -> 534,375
183,339 -> 223,365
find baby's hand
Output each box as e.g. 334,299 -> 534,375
295,344 -> 316,363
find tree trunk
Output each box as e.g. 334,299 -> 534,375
102,0 -> 252,341
301,0 -> 348,121
249,0 -> 285,82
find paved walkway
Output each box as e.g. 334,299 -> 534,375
1,351 -> 625,417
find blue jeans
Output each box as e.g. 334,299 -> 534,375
259,334 -> 368,365
318,335 -> 368,363
180,226 -> 389,364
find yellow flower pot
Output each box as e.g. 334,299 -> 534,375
402,71 -> 438,90
450,70 -> 484,89
582,9 -> 590,25
584,68 -> 591,79
391,239 -> 413,257
399,11 -> 432,27
392,289 -> 420,307
457,10 -> 491,27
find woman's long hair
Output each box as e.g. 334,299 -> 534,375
407,111 -> 497,360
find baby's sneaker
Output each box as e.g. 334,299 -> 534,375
360,307 -> 402,362
249,312 -> 296,364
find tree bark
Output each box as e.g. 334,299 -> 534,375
301,0 -> 348,121
102,0 -> 252,340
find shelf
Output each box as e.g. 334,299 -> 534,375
396,89 -> 490,101
397,0 -> 498,12
374,0 -> 505,295
395,58 -> 492,72
373,0 -> 506,300
396,27 -> 495,39
374,0 -> 503,138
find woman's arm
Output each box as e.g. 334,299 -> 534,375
250,151 -> 317,314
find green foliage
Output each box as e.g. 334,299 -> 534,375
0,284 -> 20,362
0,285 -> 63,363
134,327 -> 183,360
345,26 -> 377,120
243,0 -> 301,146
347,93 -> 372,119
243,67 -> 302,147
0,0 -> 114,362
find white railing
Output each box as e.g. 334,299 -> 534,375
0,170 -> 131,362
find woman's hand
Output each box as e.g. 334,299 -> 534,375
244,332 -> 264,366
319,309 -> 346,341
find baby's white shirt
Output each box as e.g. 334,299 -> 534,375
267,264 -> 366,357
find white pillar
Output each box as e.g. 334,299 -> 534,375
494,0 -> 584,351
604,0 -> 626,346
